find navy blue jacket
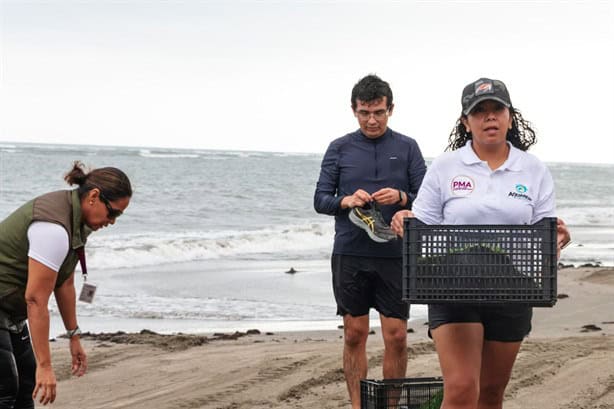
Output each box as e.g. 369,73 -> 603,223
314,128 -> 427,258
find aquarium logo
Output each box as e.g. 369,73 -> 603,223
451,175 -> 475,196
509,184 -> 532,201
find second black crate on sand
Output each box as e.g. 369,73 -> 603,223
360,377 -> 444,409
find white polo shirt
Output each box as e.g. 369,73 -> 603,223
413,141 -> 555,225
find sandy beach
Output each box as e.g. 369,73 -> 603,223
48,266 -> 614,409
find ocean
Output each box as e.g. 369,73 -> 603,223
1,143 -> 612,336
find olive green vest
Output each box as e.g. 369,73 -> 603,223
0,189 -> 91,324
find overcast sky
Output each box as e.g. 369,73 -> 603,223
1,1 -> 612,163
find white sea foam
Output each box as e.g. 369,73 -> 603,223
556,206 -> 614,227
86,222 -> 335,270
66,294 -> 332,321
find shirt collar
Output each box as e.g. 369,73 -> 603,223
460,140 -> 523,171
459,141 -> 483,165
502,143 -> 523,171
357,127 -> 391,142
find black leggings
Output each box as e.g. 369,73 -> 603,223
0,327 -> 35,409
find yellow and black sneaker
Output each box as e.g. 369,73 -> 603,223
349,202 -> 397,243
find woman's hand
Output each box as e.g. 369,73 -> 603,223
557,218 -> 571,260
70,337 -> 88,376
33,365 -> 57,405
391,210 -> 415,237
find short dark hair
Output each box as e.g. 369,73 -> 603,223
351,74 -> 393,110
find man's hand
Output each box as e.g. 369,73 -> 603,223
391,210 -> 415,237
372,188 -> 403,206
341,189 -> 373,209
33,365 -> 57,405
70,337 -> 88,377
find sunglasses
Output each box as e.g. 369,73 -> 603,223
98,190 -> 123,219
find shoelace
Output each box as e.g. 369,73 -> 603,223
353,208 -> 376,232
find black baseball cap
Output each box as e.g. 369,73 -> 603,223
461,78 -> 512,115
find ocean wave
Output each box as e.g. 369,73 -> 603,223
556,206 -> 614,227
138,149 -> 200,159
85,223 -> 334,269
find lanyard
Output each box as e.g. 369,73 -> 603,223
75,247 -> 88,281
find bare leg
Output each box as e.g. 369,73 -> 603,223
379,315 -> 407,407
343,314 -> 370,409
431,323 -> 484,409
380,315 -> 408,379
477,340 -> 522,409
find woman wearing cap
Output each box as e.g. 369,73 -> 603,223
0,161 -> 132,408
391,78 -> 570,409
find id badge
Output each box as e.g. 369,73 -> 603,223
79,282 -> 97,303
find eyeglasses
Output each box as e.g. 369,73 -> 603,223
97,190 -> 123,219
355,109 -> 389,120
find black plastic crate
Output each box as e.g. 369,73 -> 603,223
402,217 -> 557,306
360,377 -> 444,409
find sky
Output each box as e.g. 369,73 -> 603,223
1,0 -> 613,164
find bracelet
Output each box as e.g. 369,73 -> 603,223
397,190 -> 403,204
66,326 -> 82,338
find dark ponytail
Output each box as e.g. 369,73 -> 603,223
64,161 -> 132,200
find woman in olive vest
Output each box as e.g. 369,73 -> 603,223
0,161 -> 132,408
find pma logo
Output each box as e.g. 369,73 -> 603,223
451,175 -> 475,196
515,184 -> 528,194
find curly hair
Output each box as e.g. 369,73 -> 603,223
446,108 -> 537,152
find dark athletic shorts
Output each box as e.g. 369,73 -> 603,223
428,303 -> 532,342
331,254 -> 408,320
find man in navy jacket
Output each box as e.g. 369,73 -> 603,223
314,74 -> 427,409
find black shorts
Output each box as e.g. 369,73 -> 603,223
331,254 -> 408,320
428,304 -> 532,342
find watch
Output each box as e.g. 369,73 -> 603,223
66,326 -> 82,338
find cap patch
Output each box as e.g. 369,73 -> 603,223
475,81 -> 493,95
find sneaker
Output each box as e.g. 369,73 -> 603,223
349,202 -> 397,243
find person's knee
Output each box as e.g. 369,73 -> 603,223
381,318 -> 407,351
0,349 -> 19,407
382,326 -> 406,350
479,379 -> 507,406
344,320 -> 369,347
444,375 -> 479,406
